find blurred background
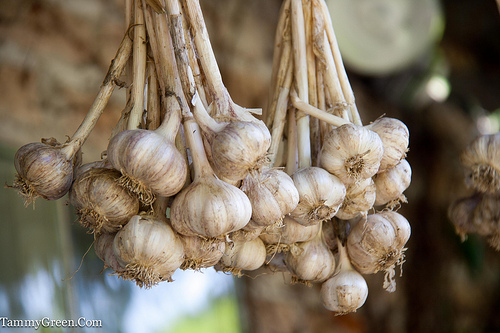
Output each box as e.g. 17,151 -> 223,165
0,0 -> 500,332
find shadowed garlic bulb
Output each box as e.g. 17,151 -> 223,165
113,214 -> 184,288
365,117 -> 409,173
448,193 -> 482,241
217,237 -> 267,276
336,178 -> 376,220
471,194 -> 500,250
374,159 -> 412,207
179,235 -> 225,270
320,124 -> 384,184
290,167 -> 346,226
94,232 -> 123,273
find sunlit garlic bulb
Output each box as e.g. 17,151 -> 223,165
179,235 -> 225,270
94,232 -> 123,273
113,214 -> 184,288
12,139 -> 76,205
320,124 -> 384,184
336,178 -> 376,220
217,237 -> 267,276
373,159 -> 412,207
347,211 -> 411,292
290,167 -> 346,226
241,168 -> 299,227
70,167 -> 140,234
460,133 -> 500,193
365,117 -> 409,173
321,238 -> 368,314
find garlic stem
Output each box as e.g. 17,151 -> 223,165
154,96 -> 181,143
336,237 -> 353,273
290,92 -> 349,127
62,32 -> 132,159
183,114 -> 213,180
286,108 -> 298,175
127,0 -> 148,130
146,61 -> 161,130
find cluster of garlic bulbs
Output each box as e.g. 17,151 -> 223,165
9,0 -> 412,314
449,132 -> 500,250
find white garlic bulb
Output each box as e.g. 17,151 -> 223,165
290,167 -> 346,226
373,159 -> 412,207
336,178 -> 376,220
230,222 -> 265,242
365,117 -> 409,173
179,235 -> 225,270
217,237 -> 267,276
320,124 -> 384,184
113,214 -> 184,288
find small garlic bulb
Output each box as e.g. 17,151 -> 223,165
217,237 -> 267,276
365,117 -> 409,173
230,222 -> 265,242
94,232 -> 123,273
373,159 -> 412,207
321,238 -> 368,314
460,133 -> 500,193
320,124 -> 384,184
336,178 -> 376,220
290,167 -> 346,226
241,168 -> 299,227
259,216 -> 321,246
113,215 -> 184,288
347,211 -> 411,292
179,235 -> 225,270
12,140 -> 75,205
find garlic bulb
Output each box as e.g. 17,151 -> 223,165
94,232 -> 123,273
320,124 -> 384,184
365,117 -> 409,173
113,214 -> 184,288
321,238 -> 368,314
170,117 -> 252,238
106,109 -> 187,205
241,168 -> 299,227
347,211 -> 411,292
460,132 -> 500,193
230,222 -> 265,242
290,167 -> 346,226
179,235 -> 225,270
70,167 -> 140,234
12,140 -> 76,205
471,194 -> 500,250
217,237 -> 267,276
285,228 -> 336,284
373,159 -> 412,207
448,193 -> 482,241
336,178 -> 376,220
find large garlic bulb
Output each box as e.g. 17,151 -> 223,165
365,117 -> 409,173
374,159 -> 412,206
290,167 -> 346,226
241,168 -> 299,227
460,132 -> 500,193
336,178 -> 376,220
320,124 -> 384,184
347,211 -> 411,292
321,238 -> 368,314
113,214 -> 184,288
179,235 -> 225,270
217,237 -> 267,276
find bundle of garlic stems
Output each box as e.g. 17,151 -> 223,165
9,0 -> 413,316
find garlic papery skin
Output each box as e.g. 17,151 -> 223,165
113,214 -> 184,288
321,239 -> 368,314
94,232 -> 123,273
320,124 -> 384,184
290,167 -> 346,226
460,133 -> 500,193
285,228 -> 336,284
217,237 -> 267,276
179,235 -> 225,270
241,168 -> 299,227
373,159 -> 412,207
347,211 -> 410,292
70,167 -> 140,234
106,109 -> 187,205
12,140 -> 75,205
365,117 -> 409,173
170,118 -> 252,238
336,178 -> 376,220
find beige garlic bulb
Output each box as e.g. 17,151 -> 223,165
365,117 -> 409,173
106,109 -> 187,205
373,159 -> 412,207
321,238 -> 368,314
448,193 -> 482,241
70,167 -> 140,234
336,178 -> 376,220
290,167 -> 346,226
113,214 -> 184,288
217,237 -> 267,276
230,222 -> 265,242
460,132 -> 500,193
347,211 -> 411,292
170,118 -> 252,238
94,232 -> 123,273
285,228 -> 336,284
241,168 -> 299,227
260,216 -> 321,246
179,235 -> 225,270
320,123 -> 384,184
471,194 -> 500,250
12,139 -> 76,205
